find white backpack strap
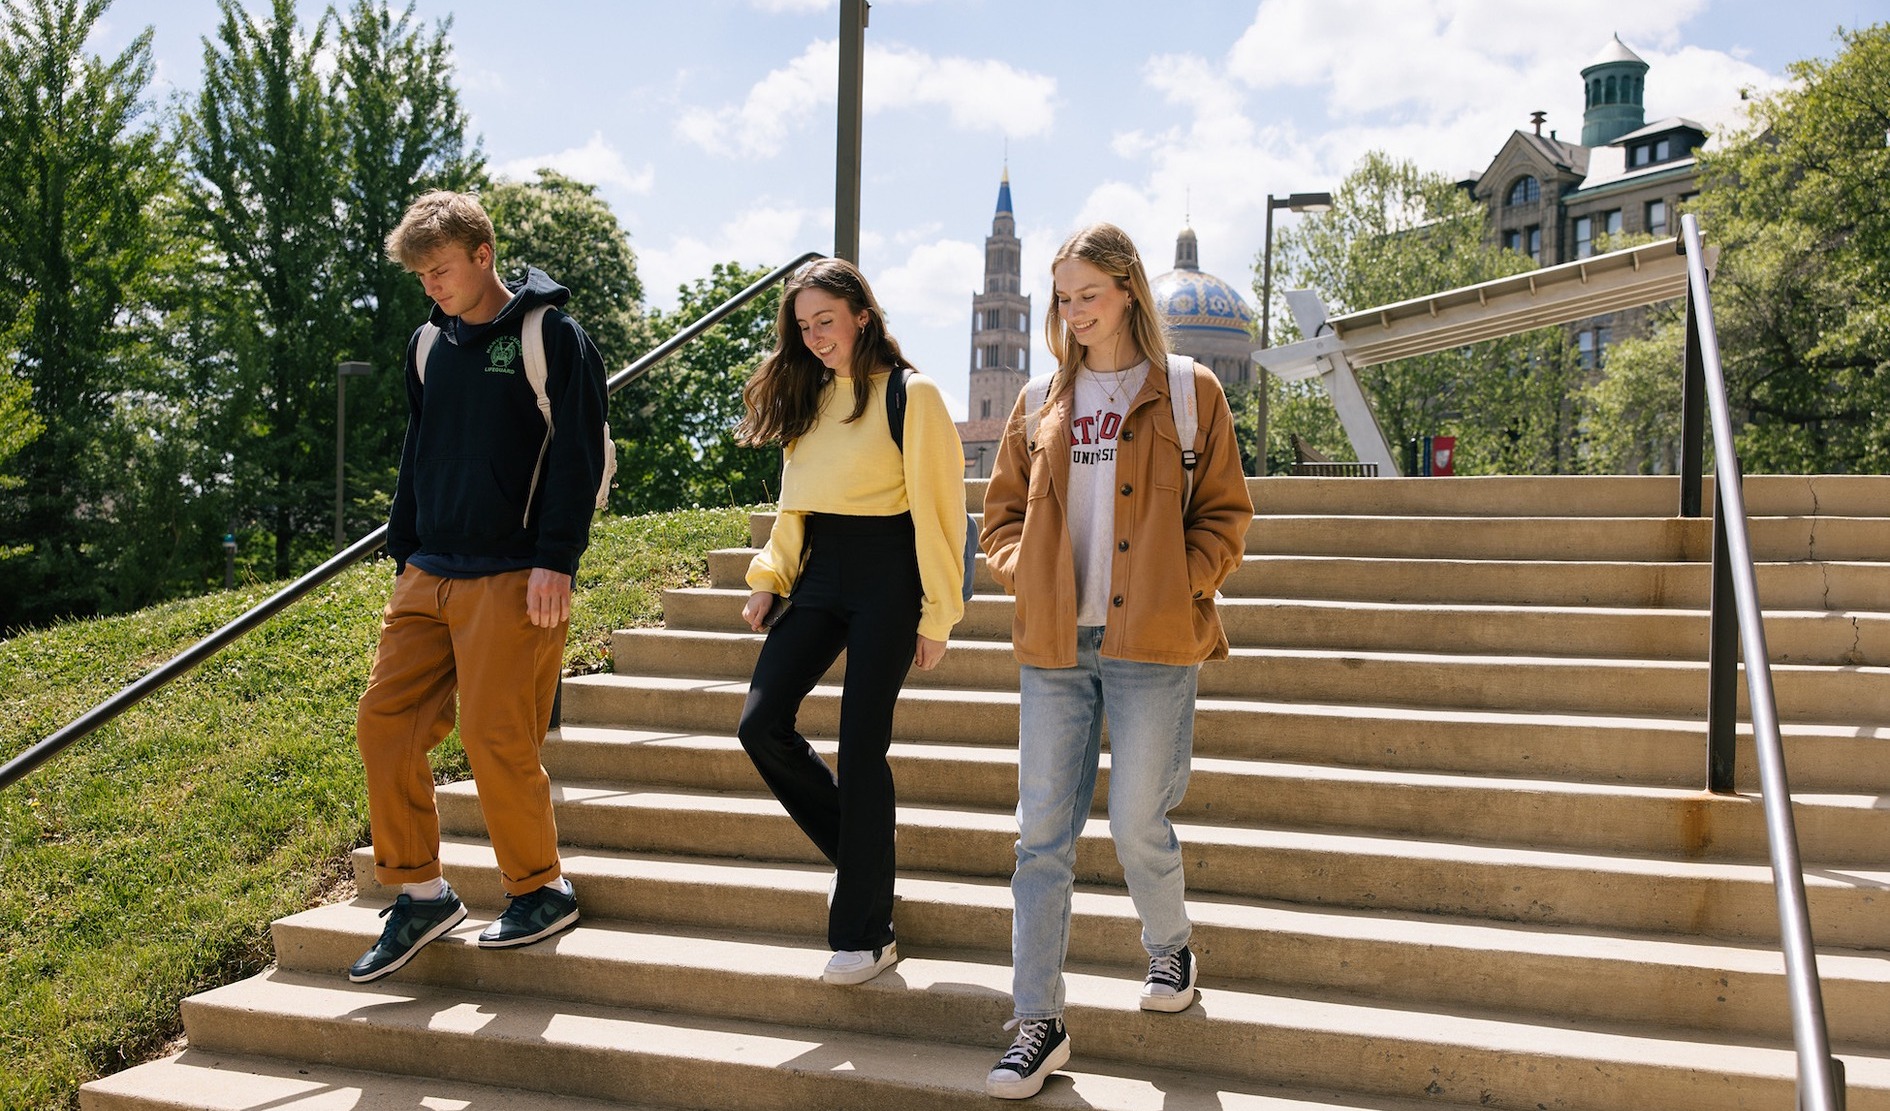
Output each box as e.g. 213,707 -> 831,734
519,305 -> 554,527
414,323 -> 440,384
1166,353 -> 1200,505
521,305 -> 554,425
1023,371 -> 1054,449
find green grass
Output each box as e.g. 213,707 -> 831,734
0,507 -> 752,1110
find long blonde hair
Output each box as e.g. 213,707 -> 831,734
736,258 -> 912,447
1036,222 -> 1169,419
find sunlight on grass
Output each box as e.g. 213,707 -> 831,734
0,507 -> 750,1108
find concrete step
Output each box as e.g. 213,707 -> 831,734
1233,474 -> 1890,519
280,895 -> 1890,1061
182,949 -> 1890,1111
606,627 -> 1890,723
558,672 -> 1890,794
425,783 -> 1890,946
176,966 -> 1495,1111
709,547 -> 1890,612
536,726 -> 1890,865
661,586 -> 1890,664
1246,515 -> 1890,561
746,510 -> 1890,561
80,1050 -> 636,1110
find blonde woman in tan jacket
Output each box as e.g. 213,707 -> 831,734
978,223 -> 1252,1099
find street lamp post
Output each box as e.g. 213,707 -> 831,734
1257,191 -> 1333,476
335,360 -> 374,551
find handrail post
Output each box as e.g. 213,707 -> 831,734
1679,212 -> 1843,1111
1679,253 -> 1706,518
1706,466 -> 1739,794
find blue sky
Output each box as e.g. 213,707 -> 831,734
99,0 -> 1874,416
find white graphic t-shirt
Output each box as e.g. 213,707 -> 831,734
1066,360 -> 1150,626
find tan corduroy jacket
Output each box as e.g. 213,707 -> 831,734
980,359 -> 1252,668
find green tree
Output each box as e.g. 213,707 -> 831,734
333,0 -> 484,528
1269,151 -> 1576,475
614,264 -> 781,514
0,373 -> 37,486
1691,23 -> 1890,472
485,169 -> 643,373
183,0 -> 347,579
0,0 -> 181,626
1580,310 -> 1688,474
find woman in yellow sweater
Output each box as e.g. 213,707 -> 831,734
735,258 -> 967,985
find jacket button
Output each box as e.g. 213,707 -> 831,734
1119,483 -> 1132,496
1123,430 -> 1135,441
1112,595 -> 1124,607
1117,540 -> 1129,552
1193,590 -> 1205,599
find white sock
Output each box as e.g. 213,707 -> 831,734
401,877 -> 449,901
546,877 -> 573,896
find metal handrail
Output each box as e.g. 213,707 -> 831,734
1678,213 -> 1844,1109
0,249 -> 824,793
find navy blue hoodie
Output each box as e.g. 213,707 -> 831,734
387,267 -> 608,579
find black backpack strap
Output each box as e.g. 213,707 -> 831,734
885,366 -> 912,453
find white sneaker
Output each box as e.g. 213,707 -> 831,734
822,942 -> 898,985
1140,945 -> 1198,1012
986,1016 -> 1071,1099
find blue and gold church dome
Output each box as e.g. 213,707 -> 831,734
1151,227 -> 1255,337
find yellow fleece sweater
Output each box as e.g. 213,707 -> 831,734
746,369 -> 967,641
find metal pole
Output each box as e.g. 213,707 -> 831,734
1679,270 -> 1706,518
1680,213 -> 1842,1111
1258,196 -> 1276,478
1706,492 -> 1738,793
834,0 -> 868,263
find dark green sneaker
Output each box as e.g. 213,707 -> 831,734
477,881 -> 579,948
348,887 -> 467,983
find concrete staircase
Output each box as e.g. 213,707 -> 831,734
85,475 -> 1890,1110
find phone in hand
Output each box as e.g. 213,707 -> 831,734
760,593 -> 792,630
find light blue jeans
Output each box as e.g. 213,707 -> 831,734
1010,625 -> 1199,1019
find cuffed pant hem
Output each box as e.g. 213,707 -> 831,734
374,860 -> 444,887
502,861 -> 564,898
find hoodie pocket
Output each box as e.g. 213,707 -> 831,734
413,455 -> 527,542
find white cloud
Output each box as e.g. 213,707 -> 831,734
872,238 -> 983,330
677,39 -> 1056,159
495,131 -> 655,194
1227,0 -> 1711,117
636,204 -> 826,310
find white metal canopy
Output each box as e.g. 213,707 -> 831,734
1254,236 -> 1712,474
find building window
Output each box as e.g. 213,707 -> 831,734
1577,325 -> 1613,370
1646,199 -> 1668,235
1605,75 -> 1617,104
1506,176 -> 1540,207
981,399 -> 991,419
985,344 -> 1001,368
1654,137 -> 1671,161
1503,229 -> 1520,253
1574,216 -> 1593,259
985,308 -> 1002,330
1605,209 -> 1622,236
1526,225 -> 1541,263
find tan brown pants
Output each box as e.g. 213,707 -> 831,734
356,566 -> 565,895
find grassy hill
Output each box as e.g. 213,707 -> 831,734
0,507 -> 752,1109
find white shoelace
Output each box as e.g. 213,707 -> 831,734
1147,951 -> 1185,988
998,1017 -> 1053,1070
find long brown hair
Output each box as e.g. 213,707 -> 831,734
1036,222 -> 1169,418
736,258 -> 912,446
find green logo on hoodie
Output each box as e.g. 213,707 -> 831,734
486,335 -> 521,373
